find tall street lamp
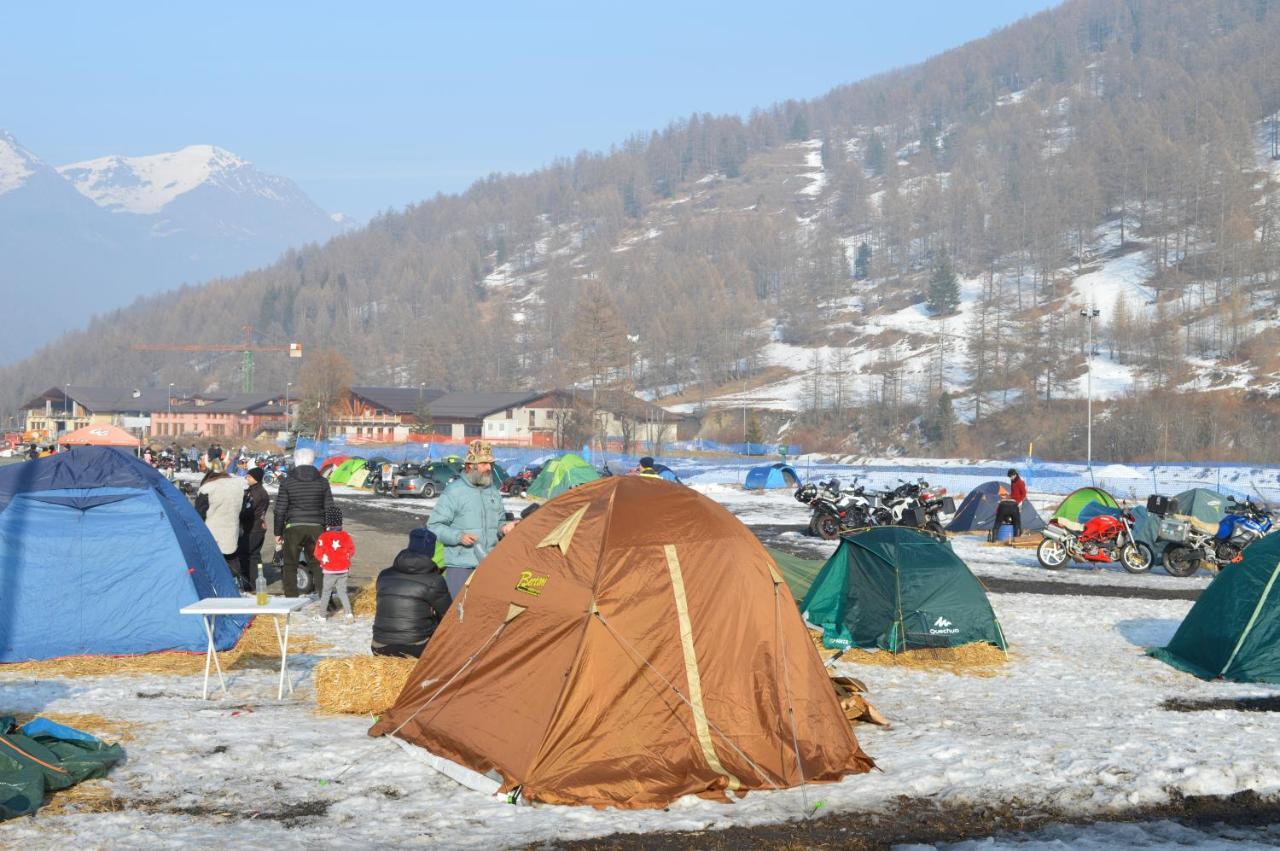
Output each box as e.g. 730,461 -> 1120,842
285,382 -> 292,430
167,383 -> 174,416
1081,307 -> 1101,483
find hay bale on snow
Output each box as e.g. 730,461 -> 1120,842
315,655 -> 417,715
351,584 -> 377,617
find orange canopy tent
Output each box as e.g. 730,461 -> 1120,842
59,424 -> 141,448
371,476 -> 873,808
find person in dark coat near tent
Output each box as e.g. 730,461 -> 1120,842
989,468 -> 1027,542
371,528 -> 453,658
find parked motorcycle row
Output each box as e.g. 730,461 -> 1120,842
795,477 -> 956,540
1036,492 -> 1274,577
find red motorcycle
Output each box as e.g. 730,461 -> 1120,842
1037,510 -> 1154,573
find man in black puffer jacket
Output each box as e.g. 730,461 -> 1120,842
273,447 -> 336,597
372,528 -> 453,658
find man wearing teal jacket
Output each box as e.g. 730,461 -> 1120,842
427,439 -> 517,598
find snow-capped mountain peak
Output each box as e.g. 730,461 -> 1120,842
0,131 -> 42,196
57,144 -> 283,214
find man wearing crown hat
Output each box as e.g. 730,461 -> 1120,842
426,439 -> 518,598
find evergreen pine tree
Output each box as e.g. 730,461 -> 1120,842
927,254 -> 960,316
864,134 -> 885,176
790,112 -> 810,141
854,242 -> 872,280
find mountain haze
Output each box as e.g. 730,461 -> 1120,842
0,135 -> 340,362
6,0 -> 1280,462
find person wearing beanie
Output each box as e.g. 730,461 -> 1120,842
236,467 -> 271,591
371,528 -> 452,658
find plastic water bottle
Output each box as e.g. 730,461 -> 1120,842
256,562 -> 268,606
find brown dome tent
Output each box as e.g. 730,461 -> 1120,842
370,476 -> 873,808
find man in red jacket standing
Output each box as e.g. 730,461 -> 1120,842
990,468 -> 1027,543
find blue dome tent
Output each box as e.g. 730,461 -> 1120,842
0,447 -> 247,662
744,463 -> 801,490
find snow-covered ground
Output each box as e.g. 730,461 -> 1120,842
7,482 -> 1280,847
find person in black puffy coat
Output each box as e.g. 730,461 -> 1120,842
371,528 -> 453,658
273,447 -> 336,597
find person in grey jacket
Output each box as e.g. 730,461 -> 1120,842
427,440 -> 516,598
371,528 -> 453,658
273,447 -> 336,597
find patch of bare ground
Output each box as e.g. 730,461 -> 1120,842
547,790 -> 1280,850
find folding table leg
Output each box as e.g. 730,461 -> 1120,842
276,615 -> 293,699
202,615 -> 227,698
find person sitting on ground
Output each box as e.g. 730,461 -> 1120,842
371,528 -> 452,658
274,447 -> 337,597
990,468 -> 1026,543
196,469 -> 250,590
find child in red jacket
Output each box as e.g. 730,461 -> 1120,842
314,529 -> 356,621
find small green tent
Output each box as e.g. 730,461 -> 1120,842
328,457 -> 366,485
1051,486 -> 1119,525
525,453 -> 601,502
1148,532 -> 1280,683
800,527 -> 1007,652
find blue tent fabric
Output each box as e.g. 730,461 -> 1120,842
744,463 -> 800,490
0,447 -> 247,662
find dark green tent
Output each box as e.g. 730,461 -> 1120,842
0,716 -> 124,819
1051,486 -> 1119,525
800,527 -> 1008,652
1148,532 -> 1280,683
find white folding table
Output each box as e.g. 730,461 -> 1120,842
179,596 -> 310,700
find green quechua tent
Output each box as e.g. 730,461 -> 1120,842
0,716 -> 125,819
328,457 -> 366,485
525,453 -> 601,502
1148,531 -> 1280,683
1051,486 -> 1119,525
801,527 -> 1008,652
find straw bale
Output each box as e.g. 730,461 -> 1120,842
314,655 -> 417,715
40,779 -> 123,816
352,584 -> 378,617
810,629 -> 1006,676
0,615 -> 332,678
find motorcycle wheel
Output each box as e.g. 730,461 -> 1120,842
924,520 -> 946,536
872,508 -> 892,526
1163,545 -> 1201,578
1119,542 -> 1154,574
1037,538 -> 1069,570
816,515 -> 842,540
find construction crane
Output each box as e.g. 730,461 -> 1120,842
133,325 -> 302,393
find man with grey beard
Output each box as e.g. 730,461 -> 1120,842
427,440 -> 517,598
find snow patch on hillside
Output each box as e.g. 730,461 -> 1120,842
59,145 -> 253,214
1071,250 -> 1154,313
0,131 -> 36,196
797,139 -> 826,197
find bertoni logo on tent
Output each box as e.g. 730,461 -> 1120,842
370,476 -> 873,808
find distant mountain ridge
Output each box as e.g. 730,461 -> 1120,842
0,133 -> 340,363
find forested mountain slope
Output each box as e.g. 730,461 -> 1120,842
6,0 -> 1280,460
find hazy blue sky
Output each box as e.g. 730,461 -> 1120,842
2,1 -> 1060,220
